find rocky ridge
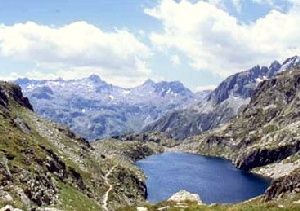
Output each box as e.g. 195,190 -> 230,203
177,68 -> 300,204
0,81 -> 163,210
2,79 -> 300,210
15,76 -> 206,140
144,56 -> 300,140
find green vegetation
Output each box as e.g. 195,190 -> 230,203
0,81 -> 152,210
2,68 -> 300,211
59,183 -> 102,211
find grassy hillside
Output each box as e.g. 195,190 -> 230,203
2,75 -> 300,210
0,81 -> 160,210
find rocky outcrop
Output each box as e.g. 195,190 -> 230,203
13,118 -> 31,134
0,89 -> 8,108
235,141 -> 300,170
208,63 -> 280,104
0,81 -> 155,210
22,172 -> 58,206
0,205 -> 23,211
0,82 -> 33,110
168,190 -> 203,204
113,167 -> 148,203
264,168 -> 300,201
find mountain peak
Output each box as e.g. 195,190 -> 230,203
269,60 -> 281,69
88,74 -> 102,83
280,55 -> 300,72
14,77 -> 31,85
142,79 -> 155,86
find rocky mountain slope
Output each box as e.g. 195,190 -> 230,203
177,67 -> 300,204
144,56 -> 300,140
2,79 -> 300,210
15,76 -> 206,140
0,81 -> 164,210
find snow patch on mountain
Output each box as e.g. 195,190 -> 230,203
15,76 -> 208,140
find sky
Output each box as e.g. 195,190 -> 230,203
0,0 -> 299,91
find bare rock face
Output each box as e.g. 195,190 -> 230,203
264,168 -> 300,201
13,118 -> 31,134
144,56 -> 300,141
168,190 -> 203,204
0,89 -> 8,108
0,205 -> 23,211
235,141 -> 300,171
0,82 -> 33,111
0,190 -> 13,203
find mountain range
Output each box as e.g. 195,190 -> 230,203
16,76 -> 208,140
144,56 -> 300,140
2,63 -> 300,210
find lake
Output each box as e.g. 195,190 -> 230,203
136,152 -> 270,204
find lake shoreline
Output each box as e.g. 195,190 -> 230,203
135,150 -> 271,204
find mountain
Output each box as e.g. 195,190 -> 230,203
144,56 -> 300,140
178,67 -> 300,202
0,81 -> 164,210
2,79 -> 300,210
15,76 -> 205,140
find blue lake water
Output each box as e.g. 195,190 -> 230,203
136,152 -> 270,204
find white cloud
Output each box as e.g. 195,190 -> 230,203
0,21 -> 151,87
195,84 -> 217,92
145,0 -> 300,77
170,54 -> 181,65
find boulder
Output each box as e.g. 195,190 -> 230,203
168,190 -> 203,204
0,190 -> 13,202
0,205 -> 23,211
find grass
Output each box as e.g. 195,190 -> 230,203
58,183 -> 102,211
118,197 -> 300,211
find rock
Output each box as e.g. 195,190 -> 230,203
13,118 -> 31,134
0,82 -> 33,111
16,188 -> 31,207
0,88 -> 8,108
168,190 -> 203,204
0,205 -> 23,211
0,190 -> 13,202
264,168 -> 300,201
21,173 -> 58,206
293,199 -> 300,204
36,208 -> 62,211
0,156 -> 12,181
136,207 -> 148,211
235,142 -> 300,170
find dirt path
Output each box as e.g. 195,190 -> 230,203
102,164 -> 118,211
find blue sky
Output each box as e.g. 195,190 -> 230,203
0,0 -> 298,91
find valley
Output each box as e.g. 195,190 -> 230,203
2,0 -> 300,210
1,57 -> 300,210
